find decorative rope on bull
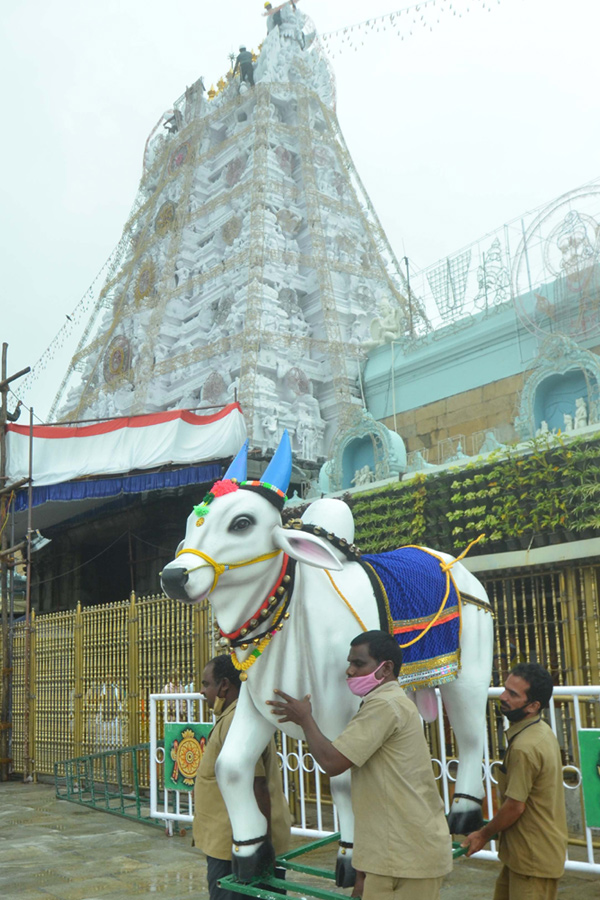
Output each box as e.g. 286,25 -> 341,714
363,533 -> 488,689
390,534 -> 485,648
284,520 -> 488,691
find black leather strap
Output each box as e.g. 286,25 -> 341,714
232,834 -> 268,846
453,792 -> 484,805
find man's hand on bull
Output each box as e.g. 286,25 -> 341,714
268,690 -> 352,777
267,689 -> 313,725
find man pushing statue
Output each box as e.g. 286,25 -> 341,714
463,663 -> 568,900
268,629 -> 453,900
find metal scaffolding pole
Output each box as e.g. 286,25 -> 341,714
0,344 -> 30,781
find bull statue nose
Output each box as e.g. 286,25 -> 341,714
161,566 -> 190,600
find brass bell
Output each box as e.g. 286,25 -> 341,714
249,618 -> 258,628
260,608 -> 269,619
283,575 -> 291,584
240,627 -> 248,637
241,643 -> 248,651
276,586 -> 285,596
284,612 -> 290,619
219,636 -> 231,648
239,674 -> 247,682
269,595 -> 277,606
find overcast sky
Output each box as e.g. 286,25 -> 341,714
2,0 -> 599,419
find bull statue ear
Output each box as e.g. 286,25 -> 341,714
261,429 -> 292,495
272,524 -> 344,571
224,439 -> 248,482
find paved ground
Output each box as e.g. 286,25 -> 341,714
0,781 -> 597,899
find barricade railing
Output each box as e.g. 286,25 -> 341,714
149,687 -> 600,873
54,742 -> 164,827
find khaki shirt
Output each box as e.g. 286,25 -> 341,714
497,715 -> 567,879
193,700 -> 292,859
333,681 -> 452,879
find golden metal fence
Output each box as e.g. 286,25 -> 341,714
485,564 -> 600,690
3,560 -> 599,782
458,563 -> 600,764
8,591 -> 212,781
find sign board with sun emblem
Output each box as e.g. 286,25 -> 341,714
578,729 -> 600,828
164,722 -> 213,791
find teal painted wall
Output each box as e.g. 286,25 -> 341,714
364,292 -> 600,423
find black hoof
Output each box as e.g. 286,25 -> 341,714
447,807 -> 484,835
335,854 -> 356,888
232,839 -> 276,883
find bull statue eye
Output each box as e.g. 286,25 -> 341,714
229,514 -> 255,533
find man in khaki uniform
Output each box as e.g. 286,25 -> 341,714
463,663 -> 568,900
194,656 -> 291,900
268,630 -> 453,900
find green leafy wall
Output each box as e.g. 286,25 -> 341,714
343,432 -> 600,554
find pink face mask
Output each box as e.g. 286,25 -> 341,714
346,662 -> 387,697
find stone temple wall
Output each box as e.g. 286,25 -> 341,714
381,372 -> 527,459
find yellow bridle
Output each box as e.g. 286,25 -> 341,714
175,546 -> 283,595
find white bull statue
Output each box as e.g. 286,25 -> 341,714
161,432 -> 494,884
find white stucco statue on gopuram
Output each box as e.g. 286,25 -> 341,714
161,433 -> 494,884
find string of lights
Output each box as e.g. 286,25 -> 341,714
12,237 -> 128,405
320,0 -> 506,56
8,388 -> 46,425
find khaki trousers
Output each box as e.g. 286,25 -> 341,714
493,865 -> 559,900
363,872 -> 444,900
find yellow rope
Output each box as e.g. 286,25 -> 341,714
0,491 -> 15,539
176,547 -> 282,594
325,570 -> 368,632
393,535 -> 484,649
229,601 -> 286,677
440,534 -> 486,571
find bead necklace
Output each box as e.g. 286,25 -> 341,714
229,598 -> 291,681
283,519 -> 362,561
218,554 -> 290,641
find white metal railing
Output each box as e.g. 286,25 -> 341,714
149,686 -> 600,873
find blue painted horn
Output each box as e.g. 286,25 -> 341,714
261,429 -> 292,496
224,439 -> 249,482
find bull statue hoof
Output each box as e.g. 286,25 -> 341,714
447,807 -> 484,836
335,846 -> 356,888
232,838 -> 276,883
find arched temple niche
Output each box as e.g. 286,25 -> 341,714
534,370 -> 591,433
515,336 -> 600,438
320,411 -> 407,492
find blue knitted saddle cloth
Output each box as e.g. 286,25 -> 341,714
360,546 -> 461,690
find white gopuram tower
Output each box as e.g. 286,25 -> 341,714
51,4 -> 427,461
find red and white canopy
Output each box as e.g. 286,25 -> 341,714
7,404 -> 247,488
